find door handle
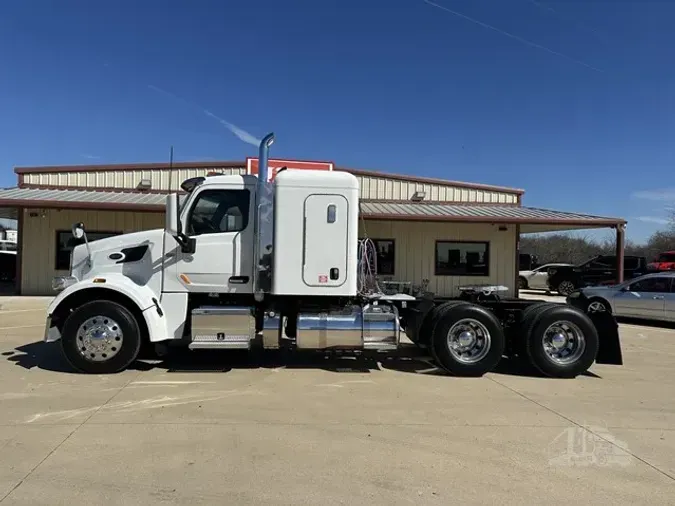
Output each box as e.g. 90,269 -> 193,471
229,276 -> 249,284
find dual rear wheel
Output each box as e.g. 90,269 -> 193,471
423,302 -> 599,378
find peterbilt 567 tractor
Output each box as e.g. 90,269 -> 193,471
44,133 -> 623,377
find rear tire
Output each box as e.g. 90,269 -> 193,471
512,302 -> 554,360
431,303 -> 505,377
524,305 -> 599,378
557,280 -> 576,296
414,301 -> 468,348
61,300 -> 142,374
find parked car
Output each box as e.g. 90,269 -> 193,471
647,251 -> 675,272
547,254 -> 647,296
567,272 -> 675,322
0,240 -> 17,252
519,263 -> 573,291
519,253 -> 539,271
0,250 -> 16,282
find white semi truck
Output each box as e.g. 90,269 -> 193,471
44,133 -> 623,377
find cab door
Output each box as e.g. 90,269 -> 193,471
169,185 -> 254,293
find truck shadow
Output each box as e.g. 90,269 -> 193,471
2,341 -> 600,379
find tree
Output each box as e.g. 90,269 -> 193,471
521,226 -> 675,266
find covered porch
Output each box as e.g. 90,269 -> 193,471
0,187 -> 626,297
359,201 -> 627,297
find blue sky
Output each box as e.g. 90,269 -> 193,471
1,0 -> 674,242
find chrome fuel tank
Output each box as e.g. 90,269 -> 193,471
362,304 -> 399,350
295,304 -> 399,350
296,307 -> 363,349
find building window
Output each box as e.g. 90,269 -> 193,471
186,189 -> 250,236
435,241 -> 490,276
55,231 -> 121,270
372,239 -> 395,275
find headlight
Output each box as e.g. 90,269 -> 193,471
52,276 -> 77,292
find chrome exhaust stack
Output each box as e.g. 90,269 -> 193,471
254,133 -> 275,300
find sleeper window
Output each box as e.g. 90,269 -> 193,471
327,204 -> 337,223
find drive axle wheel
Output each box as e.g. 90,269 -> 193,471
524,305 -> 599,378
414,301 -> 468,348
61,300 -> 142,374
431,303 -> 505,377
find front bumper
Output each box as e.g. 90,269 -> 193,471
43,315 -> 61,343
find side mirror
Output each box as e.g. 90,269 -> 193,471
70,222 -> 92,266
165,193 -> 196,254
165,194 -> 180,236
71,222 -> 85,240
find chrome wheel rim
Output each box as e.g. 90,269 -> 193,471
76,316 -> 123,362
587,301 -> 606,313
542,320 -> 586,365
446,318 -> 491,364
558,281 -> 575,295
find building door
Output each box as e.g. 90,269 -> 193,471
302,194 -> 349,287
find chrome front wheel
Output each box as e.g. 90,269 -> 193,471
76,316 -> 124,362
61,300 -> 142,374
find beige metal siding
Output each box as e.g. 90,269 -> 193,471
359,220 -> 516,297
356,175 -> 518,204
20,209 -> 164,295
24,169 -> 518,204
20,210 -> 515,296
23,167 -> 247,192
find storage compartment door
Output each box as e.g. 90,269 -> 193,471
303,194 -> 349,287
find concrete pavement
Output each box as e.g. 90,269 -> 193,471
0,298 -> 673,505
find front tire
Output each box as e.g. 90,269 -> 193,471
431,303 -> 505,377
587,298 -> 611,314
61,300 -> 142,374
518,277 -> 528,289
524,305 -> 599,378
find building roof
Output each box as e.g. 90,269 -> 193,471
0,186 -> 625,233
13,160 -> 525,195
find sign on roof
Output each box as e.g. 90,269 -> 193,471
246,158 -> 334,182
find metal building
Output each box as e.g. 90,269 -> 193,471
0,161 -> 626,296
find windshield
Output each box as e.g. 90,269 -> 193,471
656,253 -> 675,262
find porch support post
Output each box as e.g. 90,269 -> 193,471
615,224 -> 625,283
514,224 -> 521,298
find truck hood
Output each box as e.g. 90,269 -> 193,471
72,228 -> 166,285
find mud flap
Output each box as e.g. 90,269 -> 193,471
588,312 -> 623,365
